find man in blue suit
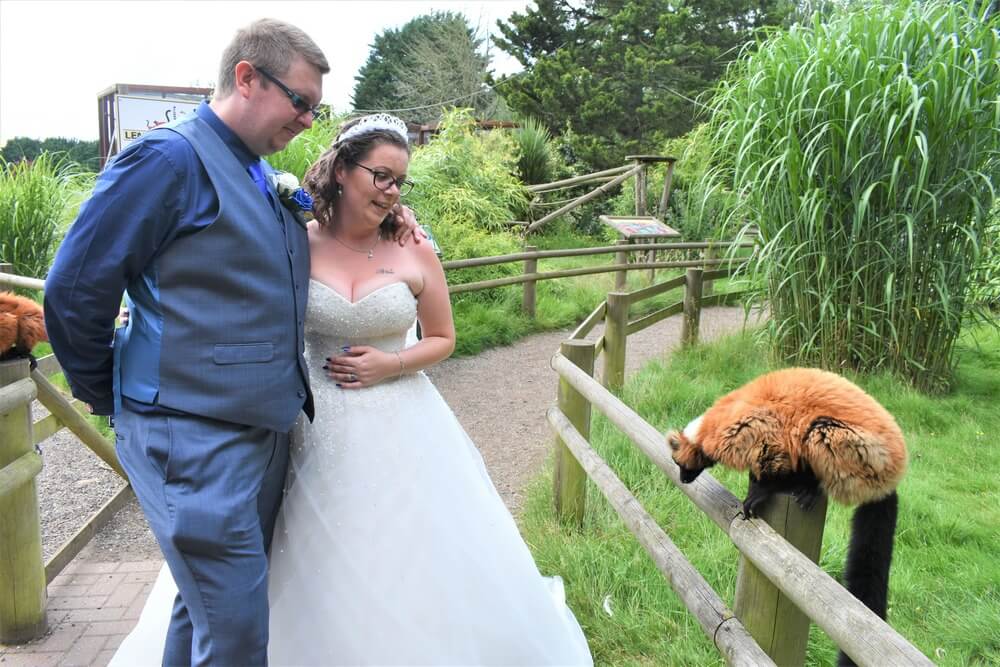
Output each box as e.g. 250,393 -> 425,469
44,19 -> 403,666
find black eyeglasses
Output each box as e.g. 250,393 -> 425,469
255,67 -> 322,117
352,162 -> 414,196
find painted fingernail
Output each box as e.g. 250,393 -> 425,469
322,365 -> 329,370
336,383 -> 342,387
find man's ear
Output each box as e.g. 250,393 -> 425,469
234,61 -> 256,100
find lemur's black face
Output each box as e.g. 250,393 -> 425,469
667,430 -> 714,484
678,464 -> 705,484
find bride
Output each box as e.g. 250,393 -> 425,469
112,114 -> 593,666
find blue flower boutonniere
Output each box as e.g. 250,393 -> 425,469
269,171 -> 313,226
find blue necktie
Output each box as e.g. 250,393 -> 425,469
247,161 -> 273,205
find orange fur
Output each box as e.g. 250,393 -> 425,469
0,291 -> 48,356
668,367 -> 907,506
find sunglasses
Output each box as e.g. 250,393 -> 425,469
255,67 -> 322,117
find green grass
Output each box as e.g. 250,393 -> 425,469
519,325 -> 1000,666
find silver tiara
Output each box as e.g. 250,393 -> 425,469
337,113 -> 409,145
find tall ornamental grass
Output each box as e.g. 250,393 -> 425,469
511,114 -> 555,185
706,0 -> 1000,392
0,153 -> 78,280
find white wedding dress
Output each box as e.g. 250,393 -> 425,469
111,280 -> 593,666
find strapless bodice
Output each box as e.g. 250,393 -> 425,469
305,280 -> 417,364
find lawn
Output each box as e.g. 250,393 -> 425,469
520,325 -> 1000,666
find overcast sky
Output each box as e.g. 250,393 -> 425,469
0,0 -> 530,145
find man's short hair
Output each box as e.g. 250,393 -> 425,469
216,18 -> 330,97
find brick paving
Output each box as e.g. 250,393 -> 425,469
0,559 -> 161,667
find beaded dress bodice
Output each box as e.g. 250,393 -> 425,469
302,279 -> 420,421
305,280 -> 416,360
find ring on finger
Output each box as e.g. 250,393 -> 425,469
349,373 -> 357,382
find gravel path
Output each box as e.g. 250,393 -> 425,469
36,305 -> 758,563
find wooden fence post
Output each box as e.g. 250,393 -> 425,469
657,159 -> 676,219
522,245 -> 537,318
734,493 -> 829,666
0,358 -> 47,642
602,292 -> 629,391
681,268 -> 704,348
633,160 -> 648,217
631,159 -> 656,283
702,244 -> 718,298
614,240 -> 629,291
554,341 -> 594,526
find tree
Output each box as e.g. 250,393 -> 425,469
352,12 -> 498,124
1,136 -> 100,171
493,0 -> 795,168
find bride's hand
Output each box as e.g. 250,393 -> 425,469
324,346 -> 395,388
388,204 -> 426,246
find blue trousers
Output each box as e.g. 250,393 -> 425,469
115,406 -> 290,667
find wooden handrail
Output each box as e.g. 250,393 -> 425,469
0,273 -> 44,291
441,241 -> 753,270
448,259 -> 736,294
622,274 -> 686,306
626,302 -> 684,336
569,302 -> 606,341
526,165 -> 633,193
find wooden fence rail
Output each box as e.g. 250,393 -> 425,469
547,280 -> 933,666
444,239 -> 753,321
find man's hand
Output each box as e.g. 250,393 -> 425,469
389,204 -> 426,246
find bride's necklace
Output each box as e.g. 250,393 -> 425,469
331,230 -> 381,260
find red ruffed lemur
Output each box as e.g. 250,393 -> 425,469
667,367 -> 908,667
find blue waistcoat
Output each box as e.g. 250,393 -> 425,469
115,114 -> 314,432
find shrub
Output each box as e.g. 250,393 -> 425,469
405,108 -> 526,295
407,108 -> 529,232
706,0 -> 1000,392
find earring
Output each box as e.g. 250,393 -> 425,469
337,184 -> 343,196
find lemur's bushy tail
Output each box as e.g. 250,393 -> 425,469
837,491 -> 899,667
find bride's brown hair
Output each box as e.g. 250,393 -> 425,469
303,118 -> 410,233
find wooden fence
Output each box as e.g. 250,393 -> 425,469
0,238 -> 743,644
523,155 -> 676,234
0,270 -> 131,642
443,240 -> 753,316
547,271 -> 933,666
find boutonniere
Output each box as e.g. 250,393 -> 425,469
269,171 -> 314,226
